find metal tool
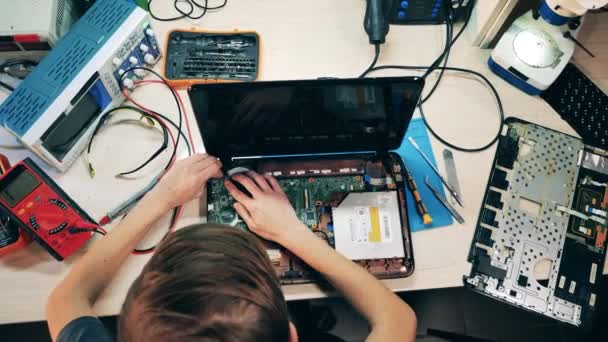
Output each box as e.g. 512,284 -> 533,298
409,137 -> 463,206
443,149 -> 463,206
425,177 -> 465,224
217,40 -> 253,49
204,52 -> 238,56
99,173 -> 163,225
403,165 -> 433,225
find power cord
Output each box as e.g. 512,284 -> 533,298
119,67 -> 185,170
112,68 -> 197,254
420,10 -> 453,80
359,44 -> 381,78
420,12 -> 453,104
360,1 -> 501,152
148,0 -> 228,21
367,65 -> 504,152
420,2 -> 474,104
131,206 -> 182,254
86,106 -> 171,178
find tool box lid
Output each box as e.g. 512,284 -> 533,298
189,77 -> 424,163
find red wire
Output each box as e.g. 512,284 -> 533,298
119,79 -> 196,254
131,205 -> 183,255
95,77 -> 198,254
121,88 -> 178,169
98,84 -> 181,227
132,79 -> 197,153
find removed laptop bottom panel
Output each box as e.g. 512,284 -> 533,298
465,120 -> 608,329
204,153 -> 415,284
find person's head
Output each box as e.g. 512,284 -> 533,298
118,224 -> 297,342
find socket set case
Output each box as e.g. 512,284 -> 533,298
163,29 -> 260,88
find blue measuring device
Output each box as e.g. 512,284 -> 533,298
0,0 -> 161,172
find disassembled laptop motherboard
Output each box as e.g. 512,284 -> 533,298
204,154 -> 415,284
466,120 -> 608,328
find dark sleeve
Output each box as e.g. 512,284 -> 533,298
57,316 -> 113,342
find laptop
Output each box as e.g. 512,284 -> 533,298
189,77 -> 424,284
465,118 -> 608,329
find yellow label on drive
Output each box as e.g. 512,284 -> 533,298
369,207 -> 381,242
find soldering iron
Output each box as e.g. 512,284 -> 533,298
364,0 -> 390,45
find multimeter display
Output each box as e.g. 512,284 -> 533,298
0,169 -> 40,207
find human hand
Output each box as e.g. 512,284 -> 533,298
150,154 -> 222,210
224,171 -> 306,244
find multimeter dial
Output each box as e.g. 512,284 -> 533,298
18,196 -> 73,247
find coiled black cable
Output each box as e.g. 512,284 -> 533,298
147,0 -> 228,21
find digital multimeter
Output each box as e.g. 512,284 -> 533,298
0,158 -> 96,260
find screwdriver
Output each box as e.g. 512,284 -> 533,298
403,165 -> 433,225
409,137 -> 464,207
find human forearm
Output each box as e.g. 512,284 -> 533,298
46,154 -> 222,341
56,192 -> 169,300
47,192 -> 169,340
282,224 -> 417,342
225,172 -> 416,341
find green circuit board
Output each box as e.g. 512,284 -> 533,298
207,175 -> 367,239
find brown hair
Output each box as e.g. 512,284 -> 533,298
118,224 -> 290,342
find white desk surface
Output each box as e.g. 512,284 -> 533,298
0,0 -> 581,324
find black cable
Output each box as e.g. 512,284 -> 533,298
117,68 -> 188,254
89,107 -> 193,156
421,9 -> 453,80
93,229 -> 107,236
402,3 -> 474,103
52,70 -> 191,175
149,111 -> 192,155
359,44 -> 380,78
0,80 -> 14,92
148,0 -> 228,22
367,65 -> 504,152
69,227 -> 107,236
358,1 -> 473,80
421,2 -> 474,103
421,12 -> 452,104
133,205 -> 180,254
359,2 -> 498,152
450,3 -> 474,45
86,106 -> 170,177
87,106 -> 192,156
119,67 -> 183,171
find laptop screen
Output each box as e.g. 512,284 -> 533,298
189,77 -> 424,160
